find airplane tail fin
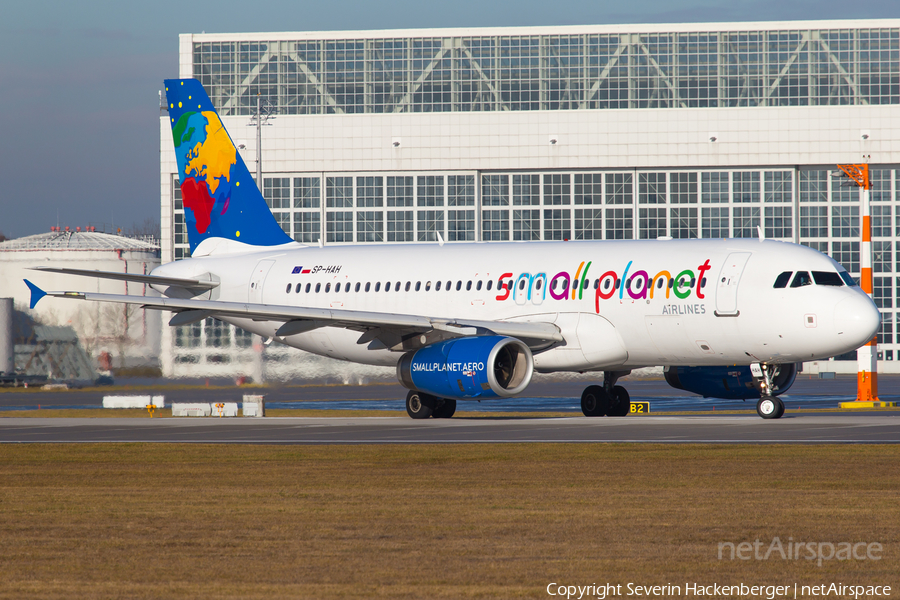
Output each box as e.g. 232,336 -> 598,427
164,79 -> 292,253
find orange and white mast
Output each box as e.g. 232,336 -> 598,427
835,160 -> 879,403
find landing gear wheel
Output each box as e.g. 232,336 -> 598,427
756,396 -> 783,420
773,396 -> 785,419
406,390 -> 435,419
607,386 -> 631,417
581,385 -> 609,417
432,398 -> 457,419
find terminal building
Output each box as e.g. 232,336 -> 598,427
160,19 -> 900,377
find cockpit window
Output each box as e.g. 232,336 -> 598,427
790,271 -> 812,288
838,271 -> 857,287
773,271 -> 792,288
812,271 -> 844,286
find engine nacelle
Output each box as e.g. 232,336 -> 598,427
664,364 -> 798,400
397,336 -> 533,400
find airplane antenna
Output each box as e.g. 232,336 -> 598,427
317,238 -> 324,248
756,225 -> 764,241
436,231 -> 444,247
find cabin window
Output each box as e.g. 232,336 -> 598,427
486,280 -> 493,291
436,281 -> 442,291
447,281 -> 452,291
365,282 -> 371,292
466,281 -> 472,291
594,279 -> 599,290
395,282 -> 401,292
536,279 -> 543,290
812,271 -> 844,286
325,283 -> 331,293
456,281 -> 462,291
519,279 -> 527,290
839,271 -> 856,286
656,278 -> 665,289
375,282 -> 381,292
296,283 -> 302,293
355,282 -> 361,292
416,282 -> 422,292
616,279 -> 621,290
790,271 -> 812,288
305,283 -> 311,293
405,281 -> 411,292
335,282 -> 341,293
602,278 -> 613,291
286,284 -> 291,293
384,281 -> 391,291
315,283 -> 321,293
476,280 -> 482,291
701,278 -> 707,288
773,271 -> 792,288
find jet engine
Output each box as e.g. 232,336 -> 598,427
664,363 -> 798,400
397,336 -> 533,400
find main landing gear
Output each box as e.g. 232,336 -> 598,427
406,390 -> 457,419
581,371 -> 632,417
752,363 -> 785,419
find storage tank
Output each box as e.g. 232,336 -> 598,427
0,228 -> 162,369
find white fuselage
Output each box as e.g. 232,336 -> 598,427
152,238 -> 880,371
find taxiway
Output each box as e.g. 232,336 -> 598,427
0,413 -> 897,444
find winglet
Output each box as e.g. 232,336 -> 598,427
24,279 -> 47,309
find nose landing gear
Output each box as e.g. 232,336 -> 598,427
581,371 -> 631,417
751,363 -> 786,419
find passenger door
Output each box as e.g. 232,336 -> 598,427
248,260 -> 276,303
715,252 -> 751,316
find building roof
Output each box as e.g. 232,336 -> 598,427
184,19 -> 900,41
0,230 -> 160,252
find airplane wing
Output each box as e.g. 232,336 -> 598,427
29,267 -> 219,290
23,280 -> 563,348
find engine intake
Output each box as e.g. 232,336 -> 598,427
664,363 -> 797,400
397,336 -> 533,400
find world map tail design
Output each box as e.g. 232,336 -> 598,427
164,79 -> 292,252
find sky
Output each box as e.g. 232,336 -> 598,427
0,0 -> 897,240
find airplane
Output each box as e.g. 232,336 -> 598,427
24,78 -> 881,420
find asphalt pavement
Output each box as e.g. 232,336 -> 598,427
0,374 -> 896,414
0,413 -> 897,444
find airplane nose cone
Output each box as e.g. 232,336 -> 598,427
834,293 -> 881,348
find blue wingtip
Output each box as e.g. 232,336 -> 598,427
24,279 -> 47,309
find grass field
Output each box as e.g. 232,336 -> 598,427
0,444 -> 897,599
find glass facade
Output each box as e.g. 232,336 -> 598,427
194,27 -> 900,115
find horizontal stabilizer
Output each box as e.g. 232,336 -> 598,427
30,267 -> 219,290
